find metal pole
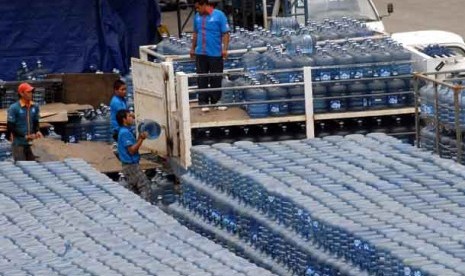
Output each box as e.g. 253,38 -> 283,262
433,82 -> 440,156
177,0 -> 182,37
262,0 -> 268,29
414,75 -> 420,148
454,86 -> 463,163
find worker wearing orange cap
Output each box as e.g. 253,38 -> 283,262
7,82 -> 43,161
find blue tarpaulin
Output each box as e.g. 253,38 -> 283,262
0,0 -> 161,80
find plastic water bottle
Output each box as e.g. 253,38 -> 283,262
419,83 -> 435,119
372,45 -> 392,77
353,47 -> 374,79
289,80 -> 305,115
368,80 -> 388,109
267,81 -> 289,117
335,48 -> 354,80
157,34 -> 170,55
348,81 -> 369,111
313,83 -> 328,113
221,77 -> 235,104
314,50 -> 335,82
245,82 -> 269,118
138,119 -> 162,140
387,78 -> 408,107
390,44 -> 413,76
92,109 -> 111,142
241,46 -> 261,75
328,83 -> 347,112
47,126 -> 61,140
300,29 -> 315,55
0,134 -> 12,161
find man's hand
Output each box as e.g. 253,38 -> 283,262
26,134 -> 36,141
222,50 -> 228,60
36,131 -> 44,139
138,131 -> 148,141
190,49 -> 196,59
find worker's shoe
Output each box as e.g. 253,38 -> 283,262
201,107 -> 211,112
215,106 -> 228,111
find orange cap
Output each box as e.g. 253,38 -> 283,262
18,82 -> 34,94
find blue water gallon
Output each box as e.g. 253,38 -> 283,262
328,83 -> 347,112
221,77 -> 235,104
313,83 -> 328,113
335,49 -> 354,80
268,81 -> 289,116
419,83 -> 435,119
353,47 -> 374,78
245,82 -> 269,118
387,78 -> 408,107
138,119 -> 162,140
368,80 -> 388,109
314,50 -> 335,82
289,80 -> 305,115
372,45 -> 392,77
348,81 -> 369,111
390,44 -> 412,76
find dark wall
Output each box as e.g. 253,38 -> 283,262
0,0 -> 161,81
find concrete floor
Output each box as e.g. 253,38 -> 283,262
161,1 -> 465,39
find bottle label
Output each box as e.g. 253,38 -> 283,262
330,100 -> 341,110
388,96 -> 399,104
340,71 -> 351,80
320,71 -> 331,81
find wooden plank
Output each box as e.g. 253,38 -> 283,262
313,107 -> 416,120
0,103 -> 92,124
32,138 -> 159,173
190,106 -> 306,128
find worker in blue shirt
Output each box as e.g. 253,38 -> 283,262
190,0 -> 230,111
7,82 -> 43,161
110,79 -> 128,141
116,109 -> 151,201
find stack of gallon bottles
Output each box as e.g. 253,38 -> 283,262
0,159 -> 276,276
419,44 -> 456,58
172,134 -> 465,275
122,72 -> 134,110
60,104 -> 112,143
0,134 -> 12,161
419,81 -> 465,162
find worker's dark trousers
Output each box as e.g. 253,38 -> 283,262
196,55 -> 224,105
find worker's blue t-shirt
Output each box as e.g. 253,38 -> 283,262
110,95 -> 127,133
7,101 -> 40,146
193,9 -> 230,57
118,126 -> 140,164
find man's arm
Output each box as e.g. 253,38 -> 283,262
127,132 -> 147,155
190,32 -> 198,59
222,32 -> 230,59
6,107 -> 25,139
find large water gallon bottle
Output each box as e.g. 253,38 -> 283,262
233,76 -> 246,103
245,82 -> 269,118
261,45 -> 275,70
328,83 -> 347,112
348,81 -> 369,111
314,50 -> 335,82
353,47 -> 374,79
79,113 -> 94,141
273,52 -> 294,83
387,78 -> 408,108
34,59 -> 48,80
418,83 -> 435,119
420,127 -> 435,151
47,126 -> 61,140
241,46 -> 261,75
0,134 -> 12,161
33,87 -> 46,106
292,50 -> 314,68
138,119 -> 162,139
92,109 -> 111,142
319,26 -> 339,41
267,81 -> 289,116
157,34 -> 170,55
390,116 -> 411,144
300,29 -> 315,55
371,45 -> 392,77
288,79 -> 305,115
459,89 -> 465,130
313,83 -> 328,113
335,48 -> 354,80
368,80 -> 388,109
390,44 -> 412,76
221,77 -> 235,104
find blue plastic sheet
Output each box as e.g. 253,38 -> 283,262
0,0 -> 160,80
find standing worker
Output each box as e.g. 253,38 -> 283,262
190,0 -> 230,112
7,82 -> 43,161
110,79 -> 127,141
116,109 -> 152,202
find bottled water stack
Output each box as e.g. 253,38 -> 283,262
0,159 -> 276,276
181,134 -> 465,276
